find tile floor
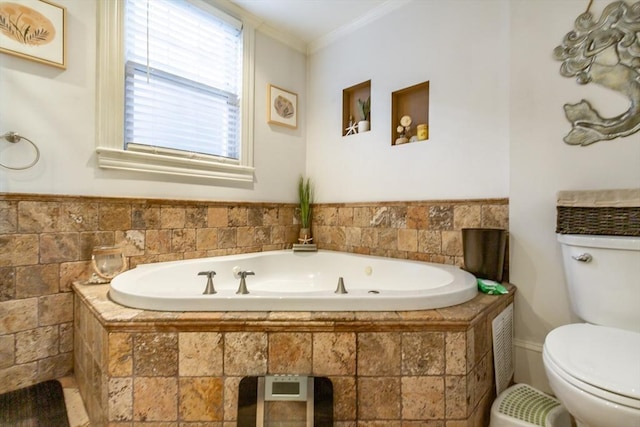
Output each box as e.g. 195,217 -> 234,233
58,377 -> 90,427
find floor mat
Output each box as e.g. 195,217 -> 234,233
0,380 -> 70,427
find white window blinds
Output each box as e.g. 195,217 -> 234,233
124,0 -> 243,160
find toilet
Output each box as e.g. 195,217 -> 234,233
543,234 -> 640,427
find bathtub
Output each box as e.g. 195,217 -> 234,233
109,250 -> 478,311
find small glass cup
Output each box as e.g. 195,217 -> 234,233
91,246 -> 126,281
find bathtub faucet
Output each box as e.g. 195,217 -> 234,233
236,270 -> 254,295
198,271 -> 217,294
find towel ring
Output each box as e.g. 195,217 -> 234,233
1,132 -> 41,170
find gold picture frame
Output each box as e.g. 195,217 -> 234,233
0,0 -> 66,69
267,84 -> 298,129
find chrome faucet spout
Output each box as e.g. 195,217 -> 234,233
335,277 -> 348,294
198,271 -> 217,294
236,270 -> 254,294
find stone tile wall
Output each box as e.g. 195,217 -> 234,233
0,193 -> 299,395
0,193 -> 508,398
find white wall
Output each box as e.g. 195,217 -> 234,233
306,0 -> 640,393
509,0 -> 640,392
306,0 -> 510,203
0,0 -> 306,203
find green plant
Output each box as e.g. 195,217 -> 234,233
298,175 -> 314,228
357,96 -> 370,121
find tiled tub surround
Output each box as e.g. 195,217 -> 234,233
74,281 -> 515,426
0,193 -> 508,397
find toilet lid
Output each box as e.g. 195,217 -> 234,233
544,324 -> 640,402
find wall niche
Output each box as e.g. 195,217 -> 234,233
391,81 -> 429,146
342,80 -> 371,136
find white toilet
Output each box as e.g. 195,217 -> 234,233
543,234 -> 640,427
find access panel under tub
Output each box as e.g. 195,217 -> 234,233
238,376 -> 333,427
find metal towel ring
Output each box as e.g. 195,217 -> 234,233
1,132 -> 41,170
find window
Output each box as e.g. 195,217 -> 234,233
96,0 -> 255,182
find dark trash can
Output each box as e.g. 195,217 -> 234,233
462,228 -> 507,282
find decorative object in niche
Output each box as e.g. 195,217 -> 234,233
268,84 -> 298,129
417,123 -> 428,140
345,116 -> 358,136
553,0 -> 640,146
391,81 -> 429,145
342,80 -> 371,136
395,115 -> 412,145
357,96 -> 371,133
0,0 -> 66,68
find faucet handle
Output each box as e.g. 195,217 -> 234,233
238,270 -> 255,279
198,271 -> 216,294
198,270 -> 217,278
236,270 -> 254,294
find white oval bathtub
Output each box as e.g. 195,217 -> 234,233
109,250 -> 478,311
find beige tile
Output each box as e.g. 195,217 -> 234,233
15,326 -> 59,363
453,205 -> 482,230
115,230 -> 145,256
0,234 -> 39,266
99,204 -> 132,231
38,292 -> 74,325
146,229 -> 172,254
357,377 -> 401,420
132,205 -> 160,229
0,201 -> 17,233
313,332 -> 356,376
108,377 -> 133,421
441,230 -> 463,257
171,229 -> 196,253
445,331 -> 468,375
482,204 -> 508,229
445,375 -> 469,419
161,207 -> 186,229
17,201 -> 60,232
357,332 -> 401,376
228,207 -> 247,227
331,376 -> 356,421
186,206 -> 208,228
268,332 -> 312,374
223,377 -> 242,422
224,332 -> 267,376
16,264 -> 59,298
418,230 -> 441,254
40,233 -> 80,263
401,376 -> 445,420
179,377 -> 224,421
133,333 -> 178,376
134,377 -> 178,421
398,229 -> 418,252
207,207 -> 228,227
179,332 -> 223,376
108,333 -> 133,377
429,205 -> 453,231
402,332 -> 445,375
196,228 -> 218,251
0,334 -> 14,368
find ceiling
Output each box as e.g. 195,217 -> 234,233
229,0 -> 388,46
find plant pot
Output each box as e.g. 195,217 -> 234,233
358,120 -> 370,133
299,227 -> 312,243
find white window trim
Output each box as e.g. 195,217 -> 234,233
95,0 -> 255,183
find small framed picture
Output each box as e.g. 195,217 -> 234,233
0,0 -> 66,69
267,84 -> 298,129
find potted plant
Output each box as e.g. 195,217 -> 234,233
298,175 -> 314,243
357,96 -> 370,133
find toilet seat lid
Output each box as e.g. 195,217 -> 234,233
545,324 -> 640,401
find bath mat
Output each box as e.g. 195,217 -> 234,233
0,380 -> 70,427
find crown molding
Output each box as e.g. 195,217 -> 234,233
307,0 -> 412,55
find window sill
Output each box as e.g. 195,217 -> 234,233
96,147 -> 254,183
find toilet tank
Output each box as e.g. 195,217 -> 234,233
557,234 -> 640,333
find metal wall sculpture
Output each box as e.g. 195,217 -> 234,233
553,1 -> 640,146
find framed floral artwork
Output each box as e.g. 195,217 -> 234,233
0,0 -> 66,69
267,84 -> 297,129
